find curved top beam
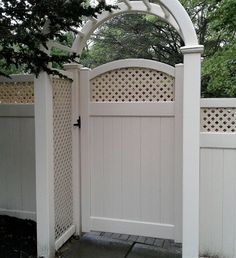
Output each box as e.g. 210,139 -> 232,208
72,1 -> 185,55
90,58 -> 175,79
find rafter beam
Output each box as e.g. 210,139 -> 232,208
142,0 -> 151,11
71,28 -> 85,38
50,41 -> 75,53
156,0 -> 170,19
89,16 -> 97,23
123,0 -> 132,9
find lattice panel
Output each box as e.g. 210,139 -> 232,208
53,78 -> 73,240
90,67 -> 174,102
201,108 -> 236,133
0,81 -> 34,104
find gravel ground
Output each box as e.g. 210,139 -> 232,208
0,215 -> 37,258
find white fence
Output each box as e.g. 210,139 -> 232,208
0,104 -> 36,220
1,77 -> 236,257
200,99 -> 236,257
0,75 -> 74,253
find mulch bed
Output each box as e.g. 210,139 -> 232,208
0,215 -> 37,258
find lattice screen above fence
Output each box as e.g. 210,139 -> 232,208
52,78 -> 73,240
90,67 -> 175,102
0,81 -> 34,104
1,79 -> 236,133
201,108 -> 236,133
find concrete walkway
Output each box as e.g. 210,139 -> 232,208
57,232 -> 182,258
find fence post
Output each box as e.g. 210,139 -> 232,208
34,72 -> 55,258
174,64 -> 184,243
64,63 -> 82,235
181,45 -> 203,258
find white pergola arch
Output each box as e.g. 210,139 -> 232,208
50,0 -> 201,55
71,1 -> 197,55
35,1 -> 203,258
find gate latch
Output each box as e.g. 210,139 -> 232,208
73,117 -> 81,129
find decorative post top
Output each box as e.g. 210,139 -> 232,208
180,45 -> 204,54
63,63 -> 83,70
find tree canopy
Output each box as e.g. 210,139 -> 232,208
0,0 -> 114,77
0,0 -> 235,97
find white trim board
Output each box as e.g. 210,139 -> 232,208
200,98 -> 236,108
0,208 -> 36,221
90,217 -> 174,240
90,102 -> 175,117
90,59 -> 175,79
0,74 -> 34,82
0,104 -> 34,117
55,225 -> 76,250
200,133 -> 236,149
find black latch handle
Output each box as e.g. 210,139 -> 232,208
73,117 -> 81,128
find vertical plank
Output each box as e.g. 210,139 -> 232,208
209,149 -> 223,253
5,118 -> 22,210
140,117 -> 161,222
222,150 -> 236,257
122,117 -> 141,220
0,118 -> 8,208
90,117 -> 104,217
199,148 -> 212,254
160,117 -> 175,225
0,118 -> 21,209
21,118 -> 36,212
103,117 -> 114,217
110,117 -> 123,218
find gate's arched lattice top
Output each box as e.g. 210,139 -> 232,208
90,67 -> 174,102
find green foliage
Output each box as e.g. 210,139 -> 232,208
200,0 -> 236,97
202,41 -> 236,97
0,0 -> 114,77
80,14 -> 183,68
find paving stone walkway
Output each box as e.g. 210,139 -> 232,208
57,232 -> 182,258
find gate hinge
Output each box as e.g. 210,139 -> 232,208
73,117 -> 81,129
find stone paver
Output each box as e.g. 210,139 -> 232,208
153,238 -> 164,247
127,243 -> 182,258
57,233 -> 182,258
59,234 -> 132,258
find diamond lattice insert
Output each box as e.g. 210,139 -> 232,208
90,67 -> 174,102
201,108 -> 236,133
53,78 -> 73,240
0,81 -> 34,104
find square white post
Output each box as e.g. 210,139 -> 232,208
64,63 -> 82,235
34,72 -> 55,258
174,63 -> 184,243
181,45 -> 204,258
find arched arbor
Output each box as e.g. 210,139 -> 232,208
34,1 -> 203,258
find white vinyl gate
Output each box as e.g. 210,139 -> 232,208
80,59 -> 183,242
